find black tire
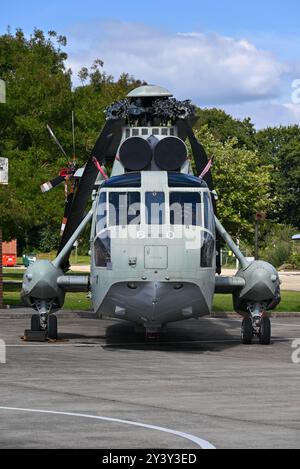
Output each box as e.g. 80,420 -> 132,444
31,314 -> 41,331
241,317 -> 253,344
48,315 -> 57,340
259,317 -> 271,345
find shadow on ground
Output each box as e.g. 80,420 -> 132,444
100,317 -> 242,353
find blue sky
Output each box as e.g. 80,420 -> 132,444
1,0 -> 300,128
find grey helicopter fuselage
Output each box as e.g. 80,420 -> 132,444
20,84 -> 281,343
90,170 -> 216,331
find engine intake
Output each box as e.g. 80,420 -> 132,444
154,136 -> 187,170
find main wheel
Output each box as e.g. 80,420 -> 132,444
48,315 -> 57,340
259,317 -> 271,345
31,314 -> 41,331
241,317 -> 253,344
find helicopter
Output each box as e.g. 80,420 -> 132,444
21,85 -> 281,344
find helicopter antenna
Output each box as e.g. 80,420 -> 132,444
47,124 -> 68,159
72,111 -> 76,161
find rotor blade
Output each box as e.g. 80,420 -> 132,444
182,121 -> 214,191
56,119 -> 122,269
47,124 -> 68,159
40,175 -> 65,193
60,192 -> 75,236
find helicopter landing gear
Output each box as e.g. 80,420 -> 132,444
31,314 -> 41,332
259,316 -> 271,345
27,299 -> 58,341
47,315 -> 58,340
241,316 -> 253,344
29,313 -> 58,340
241,303 -> 271,345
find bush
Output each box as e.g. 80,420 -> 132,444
259,223 -> 294,268
288,252 -> 300,269
38,226 -> 61,253
261,241 -> 292,268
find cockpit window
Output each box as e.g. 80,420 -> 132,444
96,191 -> 107,234
145,192 -> 165,225
170,192 -> 201,226
203,192 -> 215,232
109,192 -> 141,226
201,191 -> 215,268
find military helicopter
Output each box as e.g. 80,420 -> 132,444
21,85 -> 281,344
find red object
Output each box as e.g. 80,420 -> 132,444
199,158 -> 213,178
2,254 -> 17,267
2,240 -> 17,267
92,157 -> 109,180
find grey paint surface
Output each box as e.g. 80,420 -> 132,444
90,171 -> 216,328
127,85 -> 173,98
0,315 -> 299,449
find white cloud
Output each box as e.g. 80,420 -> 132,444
67,21 -> 287,105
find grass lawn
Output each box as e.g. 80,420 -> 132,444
3,267 -> 300,312
3,290 -> 91,310
213,291 -> 300,313
16,252 -> 90,265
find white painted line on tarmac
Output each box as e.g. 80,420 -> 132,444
0,406 -> 216,450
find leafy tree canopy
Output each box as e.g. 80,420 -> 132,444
0,27 -> 299,256
193,127 -> 274,241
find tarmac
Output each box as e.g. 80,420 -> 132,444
0,310 -> 300,449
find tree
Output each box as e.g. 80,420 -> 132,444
0,29 -> 73,243
73,67 -> 145,158
195,108 -> 256,150
277,140 -> 300,228
256,126 -> 300,228
0,29 -> 145,251
193,126 -> 274,242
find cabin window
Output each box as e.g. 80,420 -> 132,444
145,192 -> 165,225
169,192 -> 201,226
109,192 -> 141,226
94,231 -> 111,268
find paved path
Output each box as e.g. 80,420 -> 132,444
0,315 -> 299,449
